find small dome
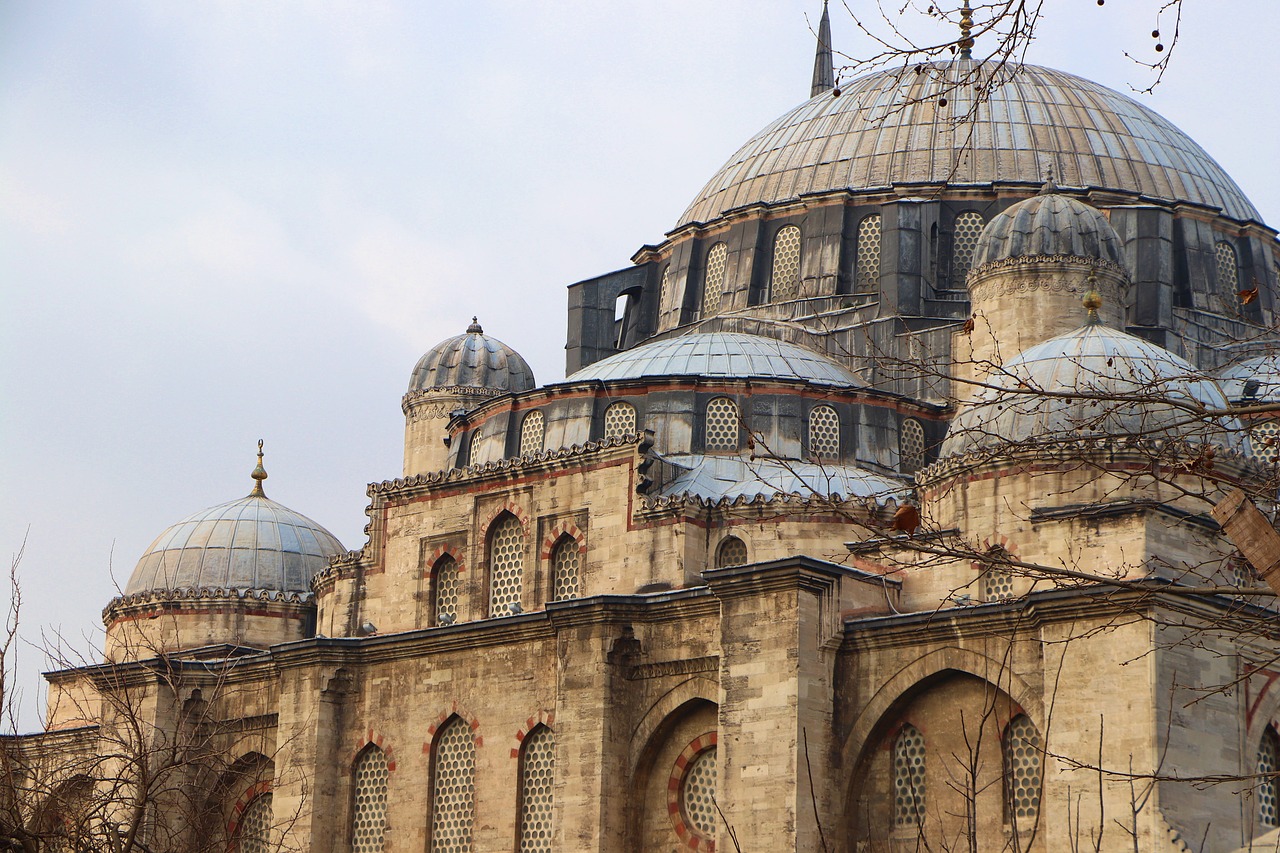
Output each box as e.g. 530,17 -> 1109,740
941,322 -> 1244,458
1219,353 -> 1280,403
408,318 -> 535,395
972,190 -> 1125,268
566,333 -> 862,387
124,494 -> 345,596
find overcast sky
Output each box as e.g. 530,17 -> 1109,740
2,1 -> 1277,729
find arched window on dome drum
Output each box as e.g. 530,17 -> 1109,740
520,410 -> 545,456
602,401 -> 636,441
769,225 -> 802,302
236,793 -> 273,853
952,211 -> 985,287
432,555 -> 461,627
550,536 -> 581,601
1258,727 -> 1280,828
808,405 -> 840,460
900,418 -> 926,474
892,724 -> 925,828
704,397 -> 740,451
702,241 -> 729,318
855,214 -> 882,293
430,716 -> 476,853
1216,240 -> 1240,293
350,746 -> 389,853
658,265 -> 673,327
517,725 -> 555,852
716,536 -> 748,568
488,514 -> 525,616
1003,715 -> 1042,826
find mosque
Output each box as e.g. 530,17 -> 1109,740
9,5 -> 1280,852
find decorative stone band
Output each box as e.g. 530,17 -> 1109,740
968,253 -> 1129,281
638,490 -> 898,515
102,586 -> 314,626
312,548 -> 371,597
401,386 -> 504,417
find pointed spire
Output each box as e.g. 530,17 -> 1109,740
250,439 -> 268,498
958,1 -> 975,60
811,1 -> 835,97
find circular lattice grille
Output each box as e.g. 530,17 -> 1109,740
1003,715 -> 1042,822
769,226 -> 802,302
603,402 -> 636,441
351,748 -> 388,853
489,516 -> 525,616
431,719 -> 476,852
704,397 -> 740,451
855,214 -> 882,292
983,567 -> 1016,602
1253,421 -> 1280,465
237,793 -> 273,853
900,418 -> 926,473
892,725 -> 925,827
434,557 -> 460,626
659,266 -> 672,326
702,242 -> 728,318
952,211 -> 985,286
551,539 -> 581,601
808,405 -> 840,460
717,537 -> 747,568
1260,730 -> 1280,828
681,749 -> 718,840
520,411 -> 545,456
1216,241 -> 1239,292
517,726 -> 555,851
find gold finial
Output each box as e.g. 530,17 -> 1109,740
250,439 -> 268,498
1082,272 -> 1103,324
1038,163 -> 1059,195
958,1 -> 975,60
467,316 -> 483,334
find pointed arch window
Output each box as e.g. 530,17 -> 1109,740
769,225 -> 802,302
1259,726 -> 1280,828
659,265 -> 672,323
704,397 -> 740,451
1216,240 -> 1240,293
488,514 -> 525,616
855,214 -> 882,292
900,418 -> 926,474
982,548 -> 1016,602
603,401 -> 636,441
351,746 -> 389,853
892,724 -> 925,828
1003,715 -> 1042,826
808,405 -> 840,460
236,793 -> 273,853
520,411 -> 545,456
702,242 -> 729,318
716,536 -> 748,568
432,555 -> 461,626
550,536 -> 582,601
517,725 -> 555,851
430,717 -> 476,852
952,211 -> 985,286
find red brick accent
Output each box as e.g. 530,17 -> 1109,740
351,730 -> 397,773
509,710 -> 555,758
666,730 -> 718,852
482,502 -> 530,536
969,537 -> 1019,574
540,524 -> 586,560
422,705 -> 482,755
424,542 -> 467,578
225,780 -> 271,840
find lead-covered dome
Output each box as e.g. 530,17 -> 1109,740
1219,353 -> 1280,404
680,61 -> 1258,225
973,188 -> 1125,267
408,318 -> 535,395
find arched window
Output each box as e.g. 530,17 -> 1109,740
900,418 -> 926,474
488,514 -> 525,616
982,548 -> 1016,602
702,242 -> 729,318
603,401 -> 636,441
680,747 -> 718,843
769,225 -> 802,302
1003,715 -> 1042,826
658,265 -> 672,322
432,555 -> 461,626
1252,420 -> 1280,465
351,746 -> 389,853
1259,727 -> 1280,828
236,793 -> 273,853
716,536 -> 748,568
892,724 -> 925,828
520,411 -> 545,456
808,405 -> 840,460
704,397 -> 740,451
855,214 -> 882,292
517,725 -> 556,852
430,717 -> 476,852
952,211 -> 985,286
550,536 -> 581,601
1216,240 -> 1240,292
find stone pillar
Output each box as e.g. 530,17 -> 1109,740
881,199 -> 926,317
274,662 -> 353,853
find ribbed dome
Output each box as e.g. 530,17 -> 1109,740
1219,353 -> 1280,403
124,494 -> 345,596
972,190 -> 1125,267
408,319 -> 535,395
680,61 -> 1258,226
566,333 -> 862,387
941,322 -> 1244,458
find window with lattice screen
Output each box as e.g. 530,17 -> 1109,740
769,226 -> 802,302
237,793 -> 273,853
808,405 -> 840,460
1216,241 -> 1239,292
892,725 -> 925,828
855,214 -> 882,292
900,418 -> 926,473
520,411 -> 545,456
1259,728 -> 1280,828
551,536 -> 581,601
952,211 -> 985,286
716,536 -> 747,568
350,747 -> 388,853
1003,715 -> 1042,825
982,565 -> 1016,602
702,242 -> 728,318
1253,421 -> 1280,465
704,397 -> 740,451
659,265 -> 672,324
603,402 -> 636,441
517,726 -> 555,852
430,717 -> 476,853
680,748 -> 718,842
433,556 -> 461,626
489,514 -> 525,616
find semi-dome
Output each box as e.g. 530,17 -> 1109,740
972,188 -> 1125,267
566,332 -> 862,387
1219,353 -> 1280,404
941,318 -> 1245,459
408,318 -> 535,395
680,60 -> 1259,226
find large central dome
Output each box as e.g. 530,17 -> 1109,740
680,60 -> 1258,225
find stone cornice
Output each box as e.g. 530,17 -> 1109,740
401,386 -> 503,416
969,253 -> 1128,282
103,587 -> 314,626
703,555 -> 883,598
